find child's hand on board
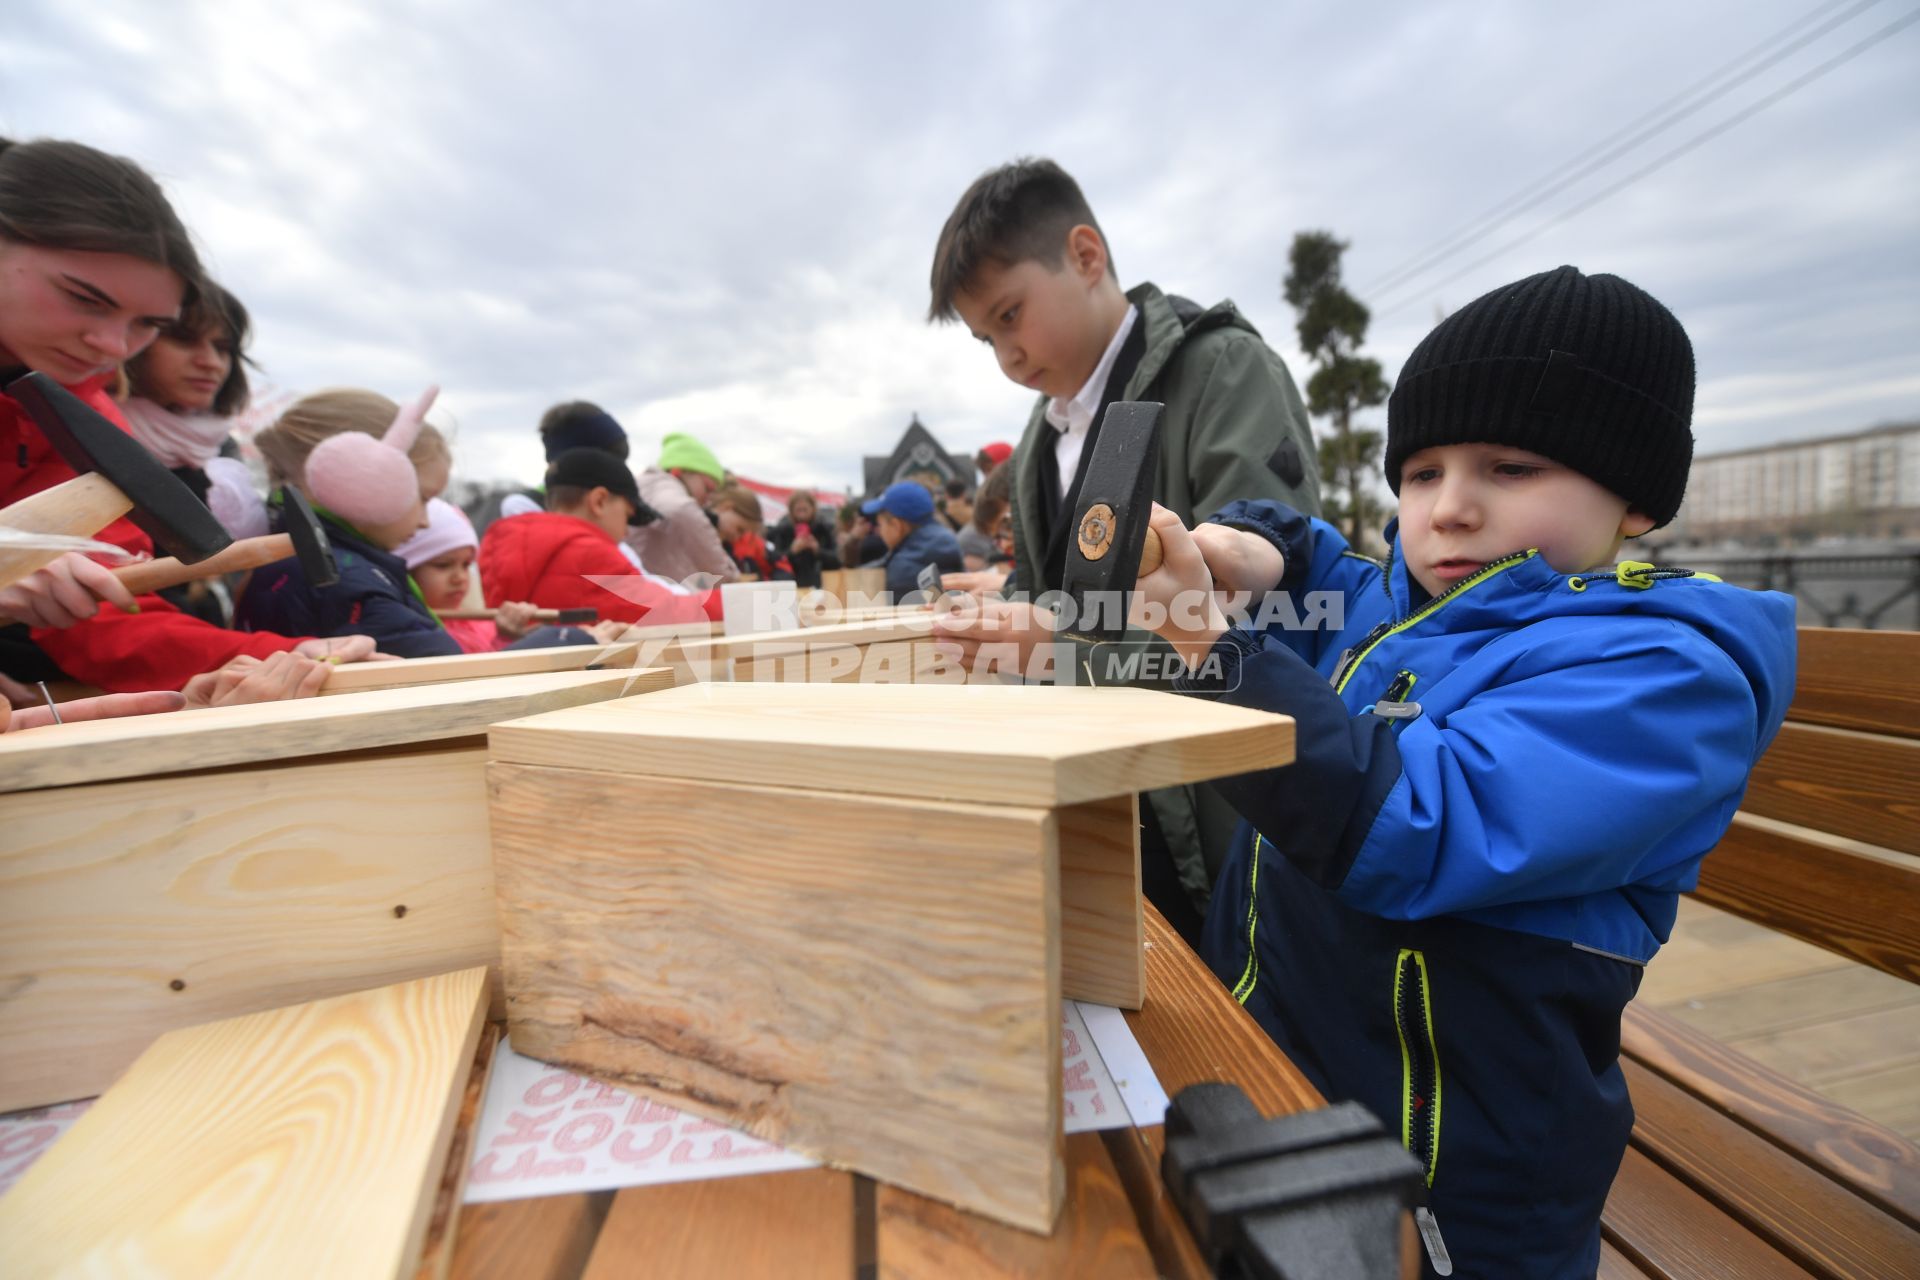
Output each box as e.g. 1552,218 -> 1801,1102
494,601 -> 539,640
1,688 -> 185,733
1132,504 -> 1229,672
183,650 -> 333,708
292,635 -> 392,664
0,553 -> 141,628
1189,522 -> 1285,617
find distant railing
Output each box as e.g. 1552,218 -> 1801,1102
1661,550 -> 1920,630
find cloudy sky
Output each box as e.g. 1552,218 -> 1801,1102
7,0 -> 1917,494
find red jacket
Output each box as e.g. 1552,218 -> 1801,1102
478,513 -> 711,626
2,376 -> 306,692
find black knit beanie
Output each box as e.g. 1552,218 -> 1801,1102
1384,266 -> 1695,528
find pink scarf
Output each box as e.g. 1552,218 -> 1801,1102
122,397 -> 234,468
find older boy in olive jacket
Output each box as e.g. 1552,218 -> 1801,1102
926,157 -> 1321,936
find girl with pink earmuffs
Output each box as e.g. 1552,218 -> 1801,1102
237,385 -> 465,657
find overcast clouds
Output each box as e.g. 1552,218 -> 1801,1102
6,0 -> 1916,493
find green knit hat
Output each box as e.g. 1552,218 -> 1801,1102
657,432 -> 724,482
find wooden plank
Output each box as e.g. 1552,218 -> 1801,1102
446,1193 -> 613,1280
487,682 -> 1294,809
1693,813 -> 1920,984
1621,1003 -> 1920,1232
1601,1146 -> 1815,1279
1599,1239 -> 1655,1279
1744,722 -> 1920,857
0,968 -> 489,1280
1622,1057 -> 1920,1278
490,765 -> 1065,1233
682,612 -> 936,663
876,1131 -> 1156,1278
1791,628 -> 1920,740
0,666 -> 664,793
320,642 -> 642,694
1057,794 -> 1145,1010
582,1169 -> 854,1279
416,1021 -> 503,1280
1124,904 -> 1324,1116
1102,905 -> 1327,1280
0,744 -> 499,1112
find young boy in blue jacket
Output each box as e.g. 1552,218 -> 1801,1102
1137,266 -> 1797,1277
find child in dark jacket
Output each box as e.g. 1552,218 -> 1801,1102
238,387 -> 461,658
479,448 -> 713,627
1136,267 -> 1797,1278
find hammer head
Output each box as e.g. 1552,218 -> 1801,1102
8,372 -> 234,564
1058,401 -> 1163,644
279,485 -> 339,588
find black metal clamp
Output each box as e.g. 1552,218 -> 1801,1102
1161,1084 -> 1430,1279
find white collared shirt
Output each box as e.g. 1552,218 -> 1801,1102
1044,305 -> 1138,501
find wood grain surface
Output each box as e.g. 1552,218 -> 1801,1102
1743,722 -> 1920,857
1622,1002 -> 1920,1233
487,681 -> 1294,808
1790,629 -> 1920,740
318,645 -> 670,695
1621,1057 -> 1920,1279
583,1169 -> 854,1279
1693,813 -> 1920,984
490,764 -> 1065,1232
0,666 -> 660,793
1056,794 -> 1145,1010
1601,1146 -> 1814,1280
0,968 -> 489,1280
875,1132 -> 1156,1278
416,1021 -> 504,1280
0,743 -> 499,1112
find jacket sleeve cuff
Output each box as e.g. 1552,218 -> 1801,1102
1205,499 -> 1315,593
1177,625 -> 1403,892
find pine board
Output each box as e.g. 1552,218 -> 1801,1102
489,763 -> 1066,1233
487,682 -> 1294,808
0,967 -> 489,1279
0,667 -> 662,794
318,643 -> 660,694
0,743 -> 499,1112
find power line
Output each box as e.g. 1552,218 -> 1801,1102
1373,7 -> 1920,322
1363,0 -> 1882,301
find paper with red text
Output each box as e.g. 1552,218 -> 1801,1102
462,999 -> 1160,1203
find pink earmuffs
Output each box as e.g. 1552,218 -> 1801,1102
303,386 -> 438,529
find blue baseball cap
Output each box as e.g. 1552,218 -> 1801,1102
862,481 -> 934,523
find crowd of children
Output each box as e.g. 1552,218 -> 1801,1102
1,132 -> 1803,1277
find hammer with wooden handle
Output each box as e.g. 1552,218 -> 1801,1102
439,606 -> 598,624
0,487 -> 337,625
0,373 -> 233,589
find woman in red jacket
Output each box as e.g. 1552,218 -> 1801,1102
0,137 -> 365,693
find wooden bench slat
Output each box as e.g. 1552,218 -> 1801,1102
1790,629 -> 1920,740
1599,1238 -> 1657,1278
581,1168 -> 855,1279
446,1192 -> 613,1280
875,1131 -> 1157,1278
1126,905 -> 1325,1114
1694,814 -> 1920,984
1745,723 -> 1920,857
1602,1146 -> 1815,1280
1621,1057 -> 1920,1279
1621,1004 -> 1920,1232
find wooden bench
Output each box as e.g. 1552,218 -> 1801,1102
1602,627 -> 1920,1279
437,905 -> 1347,1280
